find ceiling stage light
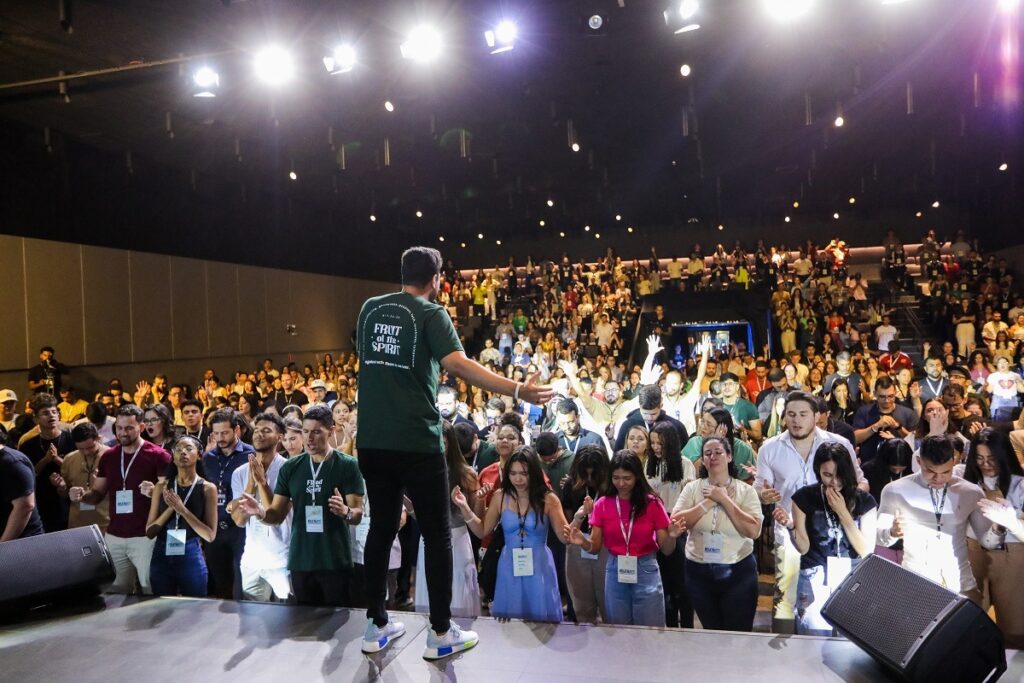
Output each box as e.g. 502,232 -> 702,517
401,25 -> 443,62
588,15 -> 604,30
539,220 -> 546,226
615,214 -> 622,221
288,171 -> 298,180
932,200 -> 940,208
369,214 -> 377,222
416,210 -> 423,218
546,199 -> 554,207
680,0 -> 700,19
192,66 -> 219,97
254,46 -> 295,86
833,212 -> 840,219
680,64 -> 692,77
485,20 -> 518,53
848,197 -> 856,204
762,0 -> 815,22
571,142 -> 581,152
323,44 -> 357,74
833,115 -> 845,127
784,216 -> 791,222
384,100 -> 395,112
999,162 -> 1009,171
998,0 -> 1019,12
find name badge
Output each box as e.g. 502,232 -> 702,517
580,533 -> 598,560
115,489 -> 134,515
826,556 -> 853,593
217,491 -> 227,508
703,532 -> 725,563
79,502 -> 95,512
305,505 -> 324,533
512,547 -> 535,577
355,522 -> 370,546
617,554 -> 638,584
251,519 -> 271,538
166,528 -> 187,556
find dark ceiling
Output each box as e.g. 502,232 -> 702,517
0,0 -> 1020,278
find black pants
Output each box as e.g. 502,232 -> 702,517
292,569 -> 350,607
395,515 -> 421,605
204,522 -> 244,600
657,540 -> 693,628
685,554 -> 758,632
359,448 -> 452,634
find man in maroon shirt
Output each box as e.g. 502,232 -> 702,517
70,404 -> 169,594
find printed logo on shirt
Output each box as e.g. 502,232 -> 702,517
360,303 -> 417,370
306,478 -> 324,497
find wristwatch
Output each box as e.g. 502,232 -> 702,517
345,508 -> 354,522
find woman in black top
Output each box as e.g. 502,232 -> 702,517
773,442 -> 877,636
146,436 -> 218,597
560,444 -> 609,624
861,438 -> 913,504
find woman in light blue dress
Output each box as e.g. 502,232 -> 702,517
452,445 -> 570,622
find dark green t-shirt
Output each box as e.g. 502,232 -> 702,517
274,450 -> 365,572
725,398 -> 760,429
356,292 -> 463,453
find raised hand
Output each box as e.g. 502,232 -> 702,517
646,334 -> 664,356
519,371 -> 554,405
328,487 -> 349,517
977,498 -> 1018,530
557,360 -> 579,379
134,380 -> 151,405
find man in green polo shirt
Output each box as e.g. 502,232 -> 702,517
356,246 -> 552,660
237,405 -> 364,606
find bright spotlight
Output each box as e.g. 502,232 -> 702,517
717,224 -> 724,231
571,142 -> 581,152
288,171 -> 298,181
615,214 -> 622,221
627,226 -> 634,233
477,233 -> 484,239
192,66 -> 219,97
496,239 -> 503,246
539,220 -> 545,226
680,64 -> 692,77
848,196 -> 856,204
675,23 -> 701,34
546,199 -> 554,207
793,201 -> 800,208
998,0 -> 1019,12
833,115 -> 845,127
784,216 -> 791,222
932,200 -> 940,208
595,233 -> 601,239
588,15 -> 604,30
559,231 -> 566,237
369,214 -> 377,222
254,46 -> 295,86
323,44 -> 357,74
438,236 -> 445,242
415,210 -> 423,218
485,20 -> 518,53
460,242 -> 466,248
384,100 -> 395,112
680,0 -> 700,19
762,0 -> 815,22
401,25 -> 443,62
915,211 -> 922,218
584,225 -> 591,232
999,162 -> 1008,171
833,212 -> 840,219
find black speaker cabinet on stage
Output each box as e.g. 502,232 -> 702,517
0,525 -> 114,613
822,555 -> 1006,683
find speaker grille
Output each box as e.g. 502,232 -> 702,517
0,526 -> 112,602
823,556 -> 960,666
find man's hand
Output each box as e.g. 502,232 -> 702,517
43,443 -> 63,467
139,480 -> 155,498
69,486 -> 85,502
646,334 -> 664,357
248,454 -> 268,487
518,371 -> 553,405
890,508 -> 905,539
49,472 -> 67,494
328,487 -> 349,518
237,492 -> 265,519
134,380 -> 151,406
557,360 -> 578,380
759,483 -> 782,504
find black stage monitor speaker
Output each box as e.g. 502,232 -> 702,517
0,525 -> 114,613
822,554 -> 1006,683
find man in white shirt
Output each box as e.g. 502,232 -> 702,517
0,389 -> 20,432
755,391 -> 867,633
876,434 -> 991,601
982,311 -> 1009,346
874,315 -> 898,353
229,412 -> 292,601
594,313 -> 615,348
662,336 -> 710,435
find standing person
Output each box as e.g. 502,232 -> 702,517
146,437 -> 219,597
672,436 -> 763,632
0,437 -> 44,541
453,446 -> 570,622
69,405 -> 171,594
559,445 -> 610,624
876,434 -> 992,599
54,422 -> 110,533
201,409 -> 255,599
553,400 -> 604,456
852,376 -> 919,463
718,372 -> 762,442
228,412 -> 292,602
20,393 -> 75,533
565,451 -> 685,627
647,423 -> 697,628
27,346 -> 68,395
772,443 -> 877,635
354,247 -> 552,659
236,405 -> 365,606
755,391 -> 867,634
180,399 -> 210,444
962,429 -> 1024,647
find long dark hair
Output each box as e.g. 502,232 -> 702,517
700,435 -> 739,480
442,421 -> 474,493
605,449 -> 654,517
569,444 -> 609,496
813,442 -> 859,512
705,407 -> 736,443
501,445 -> 550,520
964,428 -> 1023,496
647,422 -> 684,483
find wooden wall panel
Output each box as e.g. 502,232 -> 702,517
0,235 -> 29,370
81,245 -> 131,365
205,262 -> 240,357
236,264 -> 268,356
169,256 -> 209,359
24,238 -> 84,367
129,252 -> 172,362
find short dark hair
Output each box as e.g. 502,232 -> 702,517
303,404 -> 334,429
116,404 -> 145,422
784,390 -> 819,413
401,247 -> 442,287
874,375 -> 896,392
209,408 -> 237,429
534,431 -> 559,457
85,401 -> 108,425
40,346 -> 55,354
253,411 -> 286,434
919,434 -> 955,465
71,421 -> 99,443
453,422 -> 479,455
31,393 -> 58,413
556,399 -> 578,416
181,398 -> 203,412
638,384 -> 662,410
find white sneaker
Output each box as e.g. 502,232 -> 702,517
361,617 -> 406,654
423,623 -> 479,660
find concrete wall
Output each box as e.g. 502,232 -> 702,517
0,234 -> 396,399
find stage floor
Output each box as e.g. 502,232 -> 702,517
1,597 -> 1021,682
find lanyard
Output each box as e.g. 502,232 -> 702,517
217,447 -> 236,493
173,477 -> 200,529
309,453 -> 331,505
925,377 -> 943,397
515,497 -> 530,547
82,453 -> 98,479
615,496 -> 635,556
821,487 -> 845,556
565,434 -> 581,455
121,447 -> 140,491
929,484 -> 949,535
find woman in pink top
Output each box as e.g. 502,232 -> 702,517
566,450 -> 685,626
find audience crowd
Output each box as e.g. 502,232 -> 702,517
2,228 -> 1023,648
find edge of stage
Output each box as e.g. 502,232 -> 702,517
1,597 -> 1021,682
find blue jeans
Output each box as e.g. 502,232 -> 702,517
604,553 -> 665,626
150,537 -> 208,598
685,554 -> 758,632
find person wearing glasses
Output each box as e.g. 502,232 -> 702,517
852,376 -> 919,463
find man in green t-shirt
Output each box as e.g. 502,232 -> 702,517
355,246 -> 553,660
237,405 -> 364,606
719,372 -> 763,442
